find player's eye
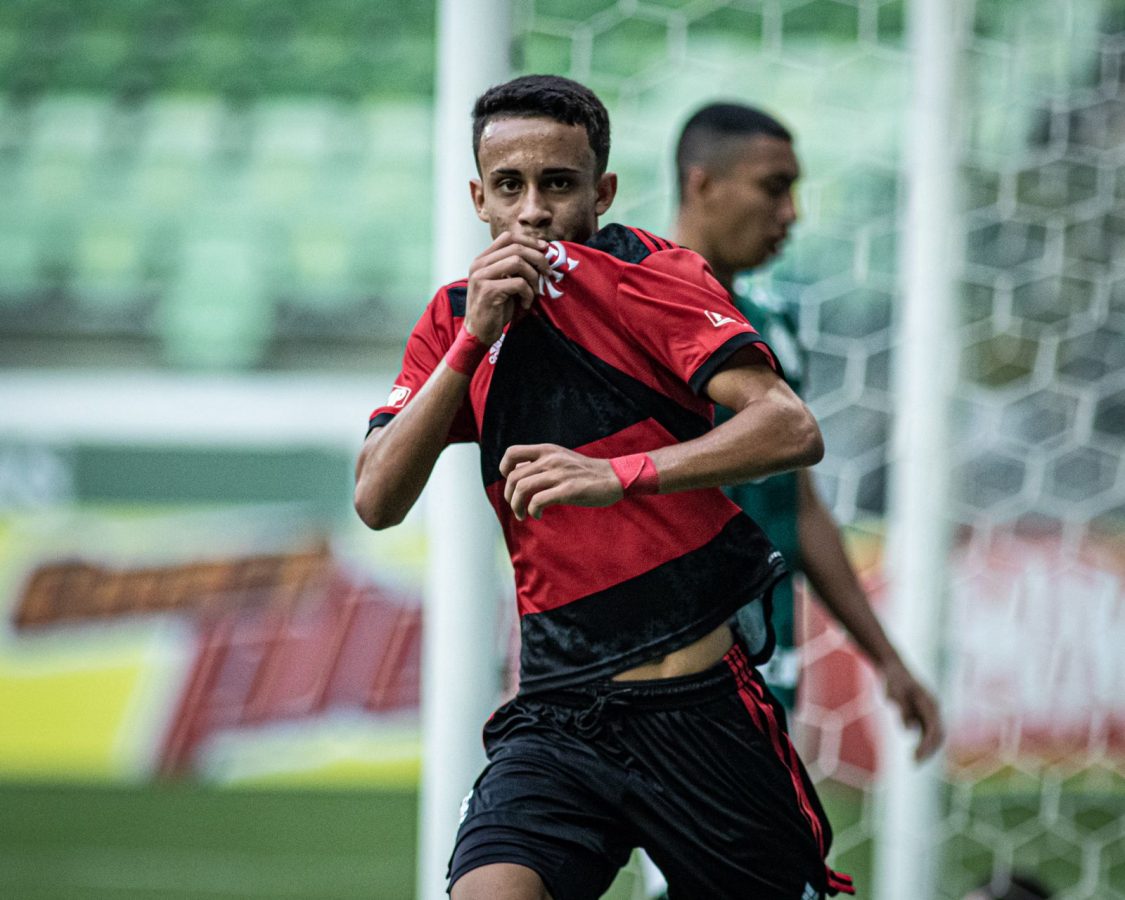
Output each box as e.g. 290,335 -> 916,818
764,178 -> 793,199
495,178 -> 521,194
544,176 -> 573,191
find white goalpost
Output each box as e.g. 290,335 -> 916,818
875,0 -> 962,897
417,2 -> 511,899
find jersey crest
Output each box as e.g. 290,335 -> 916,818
539,241 -> 580,299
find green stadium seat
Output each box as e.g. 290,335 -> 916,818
362,101 -> 433,163
29,96 -> 108,157
70,214 -> 149,319
254,100 -> 334,163
0,227 -> 38,302
156,233 -> 273,368
140,98 -> 223,163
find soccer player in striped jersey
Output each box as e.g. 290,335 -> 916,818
356,75 -> 853,899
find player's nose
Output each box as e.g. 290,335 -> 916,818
779,190 -> 798,226
517,187 -> 552,229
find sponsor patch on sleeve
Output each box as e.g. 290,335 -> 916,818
387,384 -> 412,409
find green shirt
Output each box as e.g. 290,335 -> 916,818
719,278 -> 805,709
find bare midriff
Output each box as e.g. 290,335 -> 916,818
611,623 -> 735,682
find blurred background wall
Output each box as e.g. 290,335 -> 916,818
0,1 -> 1123,898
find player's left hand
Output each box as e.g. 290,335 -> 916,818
883,659 -> 945,762
500,444 -> 624,521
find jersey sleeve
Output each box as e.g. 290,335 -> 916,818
366,285 -> 477,444
616,248 -> 783,395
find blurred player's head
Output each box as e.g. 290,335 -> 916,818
470,75 -> 617,244
674,102 -> 799,285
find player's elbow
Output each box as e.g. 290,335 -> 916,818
354,481 -> 406,531
794,412 -> 824,468
353,448 -> 407,531
779,398 -> 824,470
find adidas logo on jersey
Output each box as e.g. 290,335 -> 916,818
705,309 -> 738,327
539,241 -> 579,299
489,333 -> 505,364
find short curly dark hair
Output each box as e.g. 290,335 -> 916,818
472,74 -> 611,175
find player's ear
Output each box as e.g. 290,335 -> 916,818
594,172 -> 617,215
684,165 -> 711,204
470,179 -> 488,223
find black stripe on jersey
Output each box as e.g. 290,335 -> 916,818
479,312 -> 711,486
584,224 -> 655,265
638,228 -> 675,252
632,229 -> 660,254
447,285 -> 467,318
368,412 -> 395,433
517,514 -> 786,693
687,332 -> 778,395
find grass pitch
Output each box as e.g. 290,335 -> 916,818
0,781 -> 651,899
4,777 -> 1114,898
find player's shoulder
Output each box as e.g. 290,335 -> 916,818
583,223 -> 683,265
580,224 -> 720,290
572,226 -> 732,318
434,278 -> 469,319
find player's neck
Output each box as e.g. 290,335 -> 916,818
706,260 -> 735,295
673,215 -> 735,295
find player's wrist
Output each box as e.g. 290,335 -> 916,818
880,651 -> 905,668
445,326 -> 489,376
878,654 -> 911,681
609,453 -> 660,497
463,310 -> 503,344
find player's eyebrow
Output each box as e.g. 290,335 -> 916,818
490,166 -> 582,177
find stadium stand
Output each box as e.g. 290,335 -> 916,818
0,0 -> 437,369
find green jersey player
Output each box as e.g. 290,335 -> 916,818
721,282 -> 803,707
636,100 -> 945,900
672,102 -> 945,738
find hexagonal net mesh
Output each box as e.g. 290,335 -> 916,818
514,1 -> 1125,898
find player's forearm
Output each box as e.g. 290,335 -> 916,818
798,473 -> 945,760
354,363 -> 470,530
651,383 -> 823,493
797,471 -> 903,670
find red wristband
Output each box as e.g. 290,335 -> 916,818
445,327 -> 488,376
609,453 -> 660,497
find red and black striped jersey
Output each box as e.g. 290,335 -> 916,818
369,224 -> 787,693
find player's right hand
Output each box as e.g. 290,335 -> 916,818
883,660 -> 945,762
465,232 -> 549,345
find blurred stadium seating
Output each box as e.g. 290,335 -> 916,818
0,0 -> 438,369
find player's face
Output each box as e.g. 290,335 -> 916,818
704,134 -> 800,271
471,116 -> 617,245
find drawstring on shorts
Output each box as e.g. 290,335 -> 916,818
571,690 -> 639,768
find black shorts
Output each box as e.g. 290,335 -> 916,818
448,643 -> 854,900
